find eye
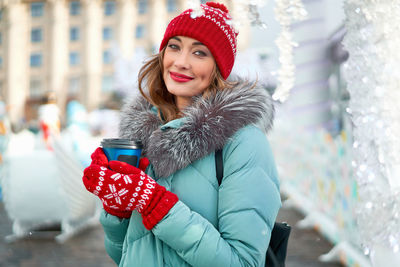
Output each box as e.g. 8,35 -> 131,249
167,44 -> 180,50
194,50 -> 207,57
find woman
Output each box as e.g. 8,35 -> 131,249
83,2 -> 281,266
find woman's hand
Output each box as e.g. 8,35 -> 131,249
90,147 -> 109,167
82,148 -> 178,229
83,162 -> 158,213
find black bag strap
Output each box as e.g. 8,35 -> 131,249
266,222 -> 291,267
214,148 -> 290,267
215,149 -> 223,185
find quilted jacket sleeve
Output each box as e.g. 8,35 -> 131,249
152,126 -> 282,266
99,210 -> 130,265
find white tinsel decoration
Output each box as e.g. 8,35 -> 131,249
187,1 -> 270,34
273,0 -> 307,102
186,0 -> 306,103
342,1 -> 400,265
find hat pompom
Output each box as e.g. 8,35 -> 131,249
206,2 -> 229,13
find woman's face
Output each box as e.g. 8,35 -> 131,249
163,36 -> 216,110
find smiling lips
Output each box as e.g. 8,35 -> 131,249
170,71 -> 194,83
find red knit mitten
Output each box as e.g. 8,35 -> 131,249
86,148 -> 133,218
90,147 -> 109,167
84,148 -> 151,218
138,157 -> 150,172
83,160 -> 178,229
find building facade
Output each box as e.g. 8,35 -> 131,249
0,0 -> 249,127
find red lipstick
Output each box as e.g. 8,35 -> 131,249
170,72 -> 194,83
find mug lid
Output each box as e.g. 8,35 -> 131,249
101,138 -> 143,149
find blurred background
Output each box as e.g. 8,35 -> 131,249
0,0 -> 375,266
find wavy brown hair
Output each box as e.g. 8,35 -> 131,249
137,47 -> 238,123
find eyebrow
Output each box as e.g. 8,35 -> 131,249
171,36 -> 205,46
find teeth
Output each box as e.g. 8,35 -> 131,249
173,73 -> 191,79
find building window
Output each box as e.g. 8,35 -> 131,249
138,0 -> 147,14
69,52 -> 80,66
70,27 -> 80,41
31,2 -> 45,17
30,53 -> 42,67
0,56 -> 2,69
68,77 -> 80,95
69,1 -> 81,16
102,75 -> 114,92
104,1 -> 116,16
167,0 -> 177,13
103,27 -> 113,41
0,9 -> 3,21
103,50 -> 112,64
135,24 -> 145,39
31,28 -> 43,43
30,79 -> 42,98
0,32 -> 2,45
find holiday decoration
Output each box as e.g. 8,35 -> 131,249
342,1 -> 400,265
270,113 -> 371,266
273,0 -> 307,102
1,130 -> 100,243
186,1 -> 306,103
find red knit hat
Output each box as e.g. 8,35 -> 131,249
159,2 -> 238,80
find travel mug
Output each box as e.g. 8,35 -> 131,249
101,138 -> 143,167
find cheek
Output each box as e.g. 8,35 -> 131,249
164,49 -> 177,67
163,54 -> 172,70
194,59 -> 214,78
201,63 -> 215,82
163,56 -> 172,80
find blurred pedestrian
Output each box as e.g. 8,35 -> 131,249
38,91 -> 60,150
82,2 -> 281,266
0,97 -> 10,162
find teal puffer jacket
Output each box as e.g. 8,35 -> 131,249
100,82 -> 281,267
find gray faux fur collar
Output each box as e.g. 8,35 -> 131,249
119,80 -> 275,178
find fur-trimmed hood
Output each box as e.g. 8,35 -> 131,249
119,80 -> 275,178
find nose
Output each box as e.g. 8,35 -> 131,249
174,51 -> 190,70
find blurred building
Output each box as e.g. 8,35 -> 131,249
0,0 -> 249,127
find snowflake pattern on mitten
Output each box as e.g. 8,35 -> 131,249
83,165 -> 156,213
